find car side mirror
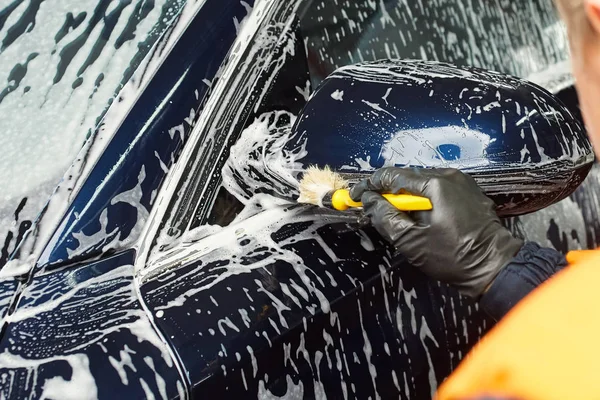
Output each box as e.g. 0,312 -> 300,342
291,60 -> 594,216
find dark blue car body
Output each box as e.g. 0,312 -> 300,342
1,0 -> 598,399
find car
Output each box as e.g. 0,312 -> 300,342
0,0 -> 597,399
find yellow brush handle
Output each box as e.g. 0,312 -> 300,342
331,189 -> 432,211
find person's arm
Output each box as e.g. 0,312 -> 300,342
350,167 -> 564,314
480,242 -> 567,320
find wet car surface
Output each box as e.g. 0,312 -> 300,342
0,0 -> 597,398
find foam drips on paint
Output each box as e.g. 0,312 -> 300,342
2,0 -> 583,398
335,61 -> 481,86
144,197 -> 344,314
304,0 -> 569,87
0,351 -> 98,400
0,0 -> 185,203
135,0 -> 304,263
66,166 -> 150,259
137,1 -> 598,398
330,60 -> 590,175
0,261 -> 181,398
258,375 -> 304,399
331,89 -> 344,101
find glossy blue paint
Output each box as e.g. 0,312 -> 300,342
438,144 -> 461,161
37,0 -> 255,271
0,250 -> 184,399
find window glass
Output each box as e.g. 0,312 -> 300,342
298,0 -> 568,88
0,0 -> 189,264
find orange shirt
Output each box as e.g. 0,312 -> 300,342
436,250 -> 600,400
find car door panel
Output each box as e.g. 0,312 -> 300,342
141,206 -> 491,398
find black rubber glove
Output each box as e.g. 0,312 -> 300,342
350,167 -> 523,298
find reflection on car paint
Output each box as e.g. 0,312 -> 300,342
381,126 -> 493,168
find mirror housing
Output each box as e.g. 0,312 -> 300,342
291,60 -> 594,216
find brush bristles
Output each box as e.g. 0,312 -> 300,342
298,166 -> 349,206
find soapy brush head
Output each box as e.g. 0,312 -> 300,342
297,165 -> 433,212
297,166 -> 349,207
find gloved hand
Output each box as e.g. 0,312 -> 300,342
350,167 -> 523,298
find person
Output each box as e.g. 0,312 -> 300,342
349,0 -> 600,398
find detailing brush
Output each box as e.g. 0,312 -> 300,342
297,166 -> 432,211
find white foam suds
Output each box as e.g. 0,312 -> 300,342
222,111 -> 304,204
331,89 -> 344,101
419,316 -> 439,398
258,375 -> 304,399
247,345 -> 258,378
0,0 -> 181,205
361,99 -> 395,119
0,351 -> 97,400
108,345 -> 137,385
525,60 -> 574,94
135,0 -> 305,269
357,300 -> 381,400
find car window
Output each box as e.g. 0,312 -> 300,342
0,0 -> 189,266
298,0 -> 569,87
